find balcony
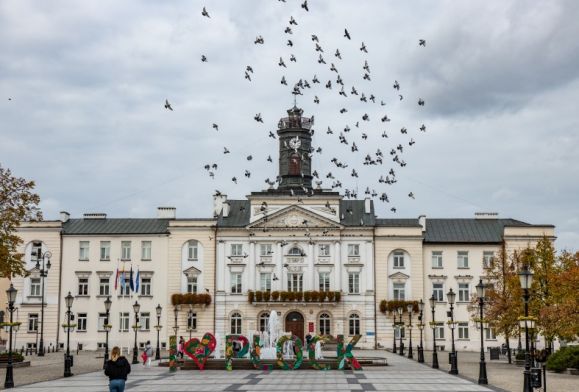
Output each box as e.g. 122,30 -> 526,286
248,290 -> 341,305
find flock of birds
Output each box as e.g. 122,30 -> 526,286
163,2 -> 430,216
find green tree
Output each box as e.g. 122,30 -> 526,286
0,165 -> 42,278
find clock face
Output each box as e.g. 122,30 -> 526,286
289,137 -> 301,149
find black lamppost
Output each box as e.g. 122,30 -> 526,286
4,284 -> 17,389
64,291 -> 74,378
447,288 -> 458,375
391,310 -> 397,353
407,303 -> 414,359
518,265 -> 534,392
35,249 -> 51,356
173,305 -> 179,336
417,299 -> 425,363
155,304 -> 162,360
476,279 -> 488,385
103,296 -> 112,369
397,306 -> 404,355
429,295 -> 439,369
187,309 -> 193,340
132,301 -> 140,364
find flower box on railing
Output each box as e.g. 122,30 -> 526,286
248,290 -> 341,304
379,300 -> 419,314
171,293 -> 212,307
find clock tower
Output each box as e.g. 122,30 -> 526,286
277,106 -> 313,190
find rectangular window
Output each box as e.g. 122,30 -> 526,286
231,244 -> 243,257
458,322 -> 469,339
141,241 -> 152,260
432,283 -> 444,302
347,244 -> 360,257
393,251 -> 405,268
187,276 -> 198,293
30,278 -> 41,296
435,324 -> 445,339
100,241 -> 111,261
77,313 -> 87,332
120,279 -> 130,296
98,313 -> 107,331
28,313 -> 39,332
458,283 -> 470,302
78,277 -> 89,296
318,244 -> 330,256
121,241 -> 131,260
260,273 -> 271,292
99,277 -> 110,296
319,272 -> 330,292
287,273 -> 303,292
187,241 -> 198,260
119,312 -> 129,332
483,251 -> 494,269
393,283 -> 405,300
349,316 -> 360,336
141,278 -> 151,296
431,251 -> 443,268
259,244 -> 272,256
457,251 -> 469,268
140,312 -> 150,331
485,328 -> 497,340
79,241 -> 90,261
188,312 -> 197,330
231,273 -> 242,294
395,326 -> 405,339
31,242 -> 42,260
348,272 -> 360,294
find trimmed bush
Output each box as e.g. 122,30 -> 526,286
0,352 -> 24,363
271,291 -> 279,301
379,299 -> 419,314
546,346 -> 579,372
171,292 -> 212,306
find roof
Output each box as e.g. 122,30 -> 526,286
424,218 -> 531,243
375,218 -> 421,227
339,200 -> 376,226
216,200 -> 251,227
63,219 -> 170,235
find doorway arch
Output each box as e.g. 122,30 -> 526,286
284,311 -> 305,343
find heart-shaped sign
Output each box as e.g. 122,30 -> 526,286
183,332 -> 216,370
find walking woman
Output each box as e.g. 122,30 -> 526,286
105,346 -> 131,392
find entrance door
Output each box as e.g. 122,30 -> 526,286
285,311 -> 305,343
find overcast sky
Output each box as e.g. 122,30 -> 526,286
1,0 -> 578,251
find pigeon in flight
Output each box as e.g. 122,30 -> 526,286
254,35 -> 264,44
315,43 -> 323,52
245,71 -> 251,81
281,76 -> 287,85
399,94 -> 404,101
284,27 -> 293,34
314,96 -> 320,104
201,55 -> 207,62
254,113 -> 263,123
287,39 -> 293,47
312,75 -> 319,83
408,192 -> 415,199
201,6 -> 210,18
289,16 -> 297,25
212,123 -> 219,131
164,99 -> 173,111
232,177 -> 237,184
269,131 -> 276,139
223,147 -> 230,154
301,1 -> 309,11
318,54 -> 326,64
418,98 -> 425,106
311,34 -> 319,42
246,66 -> 253,73
267,155 -> 273,162
419,39 -> 426,47
335,49 -> 341,59
393,80 -> 400,90
279,57 -> 286,67
360,42 -> 368,53
420,124 -> 426,132
290,54 -> 297,62
344,28 -> 351,40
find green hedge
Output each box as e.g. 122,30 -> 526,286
0,352 -> 24,363
546,346 -> 579,372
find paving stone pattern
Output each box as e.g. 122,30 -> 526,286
11,351 -> 496,392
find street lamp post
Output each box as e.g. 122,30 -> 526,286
4,284 -> 18,389
155,304 -> 162,360
476,279 -> 488,385
447,288 -> 458,375
173,306 -> 179,335
397,307 -> 404,355
417,299 -> 425,363
64,291 -> 74,378
35,249 -> 52,356
103,296 -> 112,369
132,301 -> 140,364
391,311 -> 397,353
518,265 -> 534,392
429,295 -> 439,369
187,309 -> 193,340
407,304 -> 413,359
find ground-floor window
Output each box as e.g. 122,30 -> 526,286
258,312 -> 269,332
231,312 -> 242,334
348,314 -> 360,336
319,313 -> 331,335
458,322 -> 469,339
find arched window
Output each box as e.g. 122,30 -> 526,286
231,312 -> 242,334
288,247 -> 302,256
348,314 -> 360,336
187,240 -> 199,261
289,153 -> 301,175
319,313 -> 331,335
258,312 -> 270,332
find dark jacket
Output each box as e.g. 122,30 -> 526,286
105,356 -> 131,381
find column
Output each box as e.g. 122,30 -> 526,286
276,242 -> 283,291
307,243 -> 314,290
365,241 -> 374,293
334,241 -> 342,291
249,241 -> 256,290
217,241 -> 226,291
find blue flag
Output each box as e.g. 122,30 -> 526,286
135,268 -> 140,293
129,266 -> 134,292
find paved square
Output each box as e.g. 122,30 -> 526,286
12,352 -> 496,391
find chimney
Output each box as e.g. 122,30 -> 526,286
83,213 -> 107,219
60,211 -> 70,223
157,207 -> 176,219
213,193 -> 227,217
418,215 -> 426,232
222,202 -> 230,218
475,212 -> 498,220
364,197 -> 372,214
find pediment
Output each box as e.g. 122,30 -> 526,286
183,266 -> 202,276
388,272 -> 410,281
247,205 -> 343,229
